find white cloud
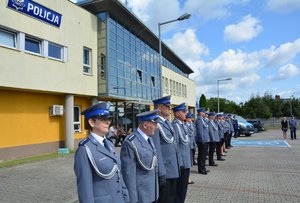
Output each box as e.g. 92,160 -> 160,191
266,0 -> 300,13
184,0 -> 249,21
267,64 -> 299,80
260,39 -> 300,67
224,15 -> 263,43
164,29 -> 209,61
119,0 -> 182,34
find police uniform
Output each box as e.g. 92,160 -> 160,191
215,113 -> 225,161
208,112 -> 219,166
120,110 -> 159,203
195,108 -> 210,174
172,103 -> 192,203
186,113 -> 197,165
152,95 -> 182,203
74,102 -> 129,203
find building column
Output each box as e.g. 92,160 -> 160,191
65,94 -> 74,149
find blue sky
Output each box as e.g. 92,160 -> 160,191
74,0 -> 300,103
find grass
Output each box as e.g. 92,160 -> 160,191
0,151 -> 74,169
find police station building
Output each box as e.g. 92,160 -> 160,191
0,0 -> 195,160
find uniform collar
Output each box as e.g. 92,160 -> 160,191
90,132 -> 105,146
137,127 -> 149,141
158,115 -> 166,122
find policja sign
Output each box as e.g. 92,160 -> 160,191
7,0 -> 62,28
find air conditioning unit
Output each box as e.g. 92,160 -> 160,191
49,105 -> 64,116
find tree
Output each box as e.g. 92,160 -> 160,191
199,94 -> 207,108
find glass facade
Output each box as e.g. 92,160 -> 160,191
106,16 -> 161,101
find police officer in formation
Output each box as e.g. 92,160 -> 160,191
226,114 -> 234,149
185,113 -> 197,165
195,108 -> 210,175
152,95 -> 183,203
215,113 -> 225,161
74,102 -> 129,203
207,112 -> 219,167
120,110 -> 159,203
172,103 -> 192,203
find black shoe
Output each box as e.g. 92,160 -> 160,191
188,181 -> 195,184
198,171 -> 207,175
205,170 -> 210,173
209,163 -> 218,166
217,158 -> 225,161
229,145 -> 233,147
221,154 -> 227,156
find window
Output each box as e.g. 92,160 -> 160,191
165,78 -> 169,94
74,106 -> 81,132
170,79 -> 173,95
151,76 -> 155,86
83,47 -> 92,74
48,42 -> 63,60
137,70 -> 142,83
25,36 -> 41,54
0,28 -> 16,48
100,54 -> 106,79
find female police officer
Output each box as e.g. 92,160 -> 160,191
74,102 -> 129,203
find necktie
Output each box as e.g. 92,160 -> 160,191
103,139 -> 110,152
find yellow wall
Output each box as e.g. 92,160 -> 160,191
0,89 -> 91,148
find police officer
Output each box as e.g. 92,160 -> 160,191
226,114 -> 234,148
74,102 -> 129,203
208,112 -> 219,167
215,113 -> 225,161
172,103 -> 192,203
195,108 -> 210,175
186,113 -> 197,165
152,95 -> 183,203
120,110 -> 159,203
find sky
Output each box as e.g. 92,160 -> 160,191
74,0 -> 300,104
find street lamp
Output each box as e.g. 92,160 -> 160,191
290,95 -> 294,116
158,13 -> 191,96
217,78 -> 232,112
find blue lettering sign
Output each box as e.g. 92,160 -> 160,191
7,0 -> 62,28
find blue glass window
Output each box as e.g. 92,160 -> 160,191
48,42 -> 62,60
0,28 -> 16,48
25,37 -> 41,54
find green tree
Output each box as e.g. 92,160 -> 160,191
199,94 -> 207,108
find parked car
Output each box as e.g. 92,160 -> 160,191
247,119 -> 264,132
234,115 -> 255,136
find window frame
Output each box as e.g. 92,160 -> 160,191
74,106 -> 81,133
0,28 -> 17,48
25,36 -> 42,55
48,42 -> 63,61
83,47 -> 92,75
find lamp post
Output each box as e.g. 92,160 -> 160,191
217,78 -> 232,112
158,13 -> 191,96
290,95 -> 294,116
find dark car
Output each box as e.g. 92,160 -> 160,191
247,119 -> 264,132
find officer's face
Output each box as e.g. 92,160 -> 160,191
175,110 -> 186,121
157,104 -> 171,117
89,117 -> 112,136
144,121 -> 158,135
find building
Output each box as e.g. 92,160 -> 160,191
0,0 -> 195,160
0,0 -> 98,160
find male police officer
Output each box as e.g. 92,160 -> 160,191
208,112 -> 219,167
195,108 -> 210,175
186,113 -> 197,165
215,113 -> 225,161
120,110 -> 159,203
172,103 -> 192,203
152,95 -> 183,203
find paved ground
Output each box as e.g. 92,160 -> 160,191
1,129 -> 300,203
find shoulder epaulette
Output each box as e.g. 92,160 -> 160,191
79,138 -> 89,146
127,134 -> 136,141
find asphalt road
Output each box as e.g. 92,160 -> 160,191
0,129 -> 299,203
